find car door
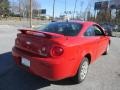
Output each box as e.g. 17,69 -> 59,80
84,26 -> 100,61
93,25 -> 109,57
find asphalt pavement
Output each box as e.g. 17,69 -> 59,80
0,25 -> 120,90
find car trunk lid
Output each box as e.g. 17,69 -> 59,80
15,29 -> 65,57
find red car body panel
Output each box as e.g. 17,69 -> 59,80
12,21 -> 110,81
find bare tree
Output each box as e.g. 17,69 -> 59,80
10,0 -> 40,19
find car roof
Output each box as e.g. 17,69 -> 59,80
52,20 -> 96,25
69,20 -> 96,25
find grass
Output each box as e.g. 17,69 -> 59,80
0,17 -> 49,28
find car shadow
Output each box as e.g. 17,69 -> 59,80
52,78 -> 77,86
0,52 -> 77,90
0,52 -> 51,90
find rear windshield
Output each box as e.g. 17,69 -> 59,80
36,22 -> 82,36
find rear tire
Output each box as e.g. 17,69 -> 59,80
72,57 -> 89,83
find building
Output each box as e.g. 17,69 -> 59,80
110,0 -> 120,9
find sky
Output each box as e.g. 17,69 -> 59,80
39,0 -> 94,16
9,0 -> 95,17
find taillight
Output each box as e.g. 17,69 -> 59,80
38,46 -> 64,57
50,46 -> 64,57
38,46 -> 49,57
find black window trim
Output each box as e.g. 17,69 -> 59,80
84,24 -> 105,37
93,24 -> 105,36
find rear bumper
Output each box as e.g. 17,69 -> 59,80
12,47 -> 74,81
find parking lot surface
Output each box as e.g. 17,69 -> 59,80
0,25 -> 120,90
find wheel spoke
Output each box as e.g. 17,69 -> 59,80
80,61 -> 88,80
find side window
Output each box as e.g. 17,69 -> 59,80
93,25 -> 104,36
84,27 -> 95,36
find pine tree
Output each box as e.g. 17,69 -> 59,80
0,0 -> 9,17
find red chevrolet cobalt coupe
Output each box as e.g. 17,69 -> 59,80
12,21 -> 110,83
